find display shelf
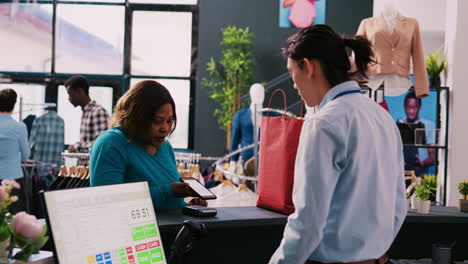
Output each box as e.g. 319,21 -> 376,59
403,144 -> 447,149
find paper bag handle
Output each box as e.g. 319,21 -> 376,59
267,89 -> 287,117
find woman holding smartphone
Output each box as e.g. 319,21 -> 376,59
90,80 -> 207,209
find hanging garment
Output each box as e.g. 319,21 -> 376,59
30,110 -> 65,176
207,182 -> 236,207
230,108 -> 254,165
357,13 -> 429,98
217,185 -> 258,207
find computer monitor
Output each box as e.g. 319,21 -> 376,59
43,182 -> 166,264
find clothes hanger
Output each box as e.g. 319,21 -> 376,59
213,170 -> 224,182
84,167 -> 91,187
57,166 -> 76,189
68,166 -> 83,189
222,179 -> 235,187
68,166 -> 77,177
49,165 -> 68,190
237,183 -> 250,192
58,165 -> 68,177
78,167 -> 90,187
404,170 -> 417,183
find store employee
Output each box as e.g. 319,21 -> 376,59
269,25 -> 406,264
90,80 -> 206,209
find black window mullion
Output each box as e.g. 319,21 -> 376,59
51,0 -> 57,74
187,6 -> 198,150
122,0 -> 132,94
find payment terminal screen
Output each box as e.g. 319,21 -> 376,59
44,182 -> 166,264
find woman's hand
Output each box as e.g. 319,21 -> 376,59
171,182 -> 197,197
188,198 -> 208,207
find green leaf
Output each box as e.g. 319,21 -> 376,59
201,26 -> 255,135
425,46 -> 447,77
0,225 -> 10,242
458,181 -> 468,196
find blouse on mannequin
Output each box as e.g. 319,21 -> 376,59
366,5 -> 413,95
357,5 -> 429,98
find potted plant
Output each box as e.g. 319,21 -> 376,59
422,174 -> 438,202
414,183 -> 435,214
202,26 -> 256,150
458,181 -> 468,213
0,180 -> 48,263
425,47 -> 447,88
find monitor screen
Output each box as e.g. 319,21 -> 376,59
43,182 -> 166,264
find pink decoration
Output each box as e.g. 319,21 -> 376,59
12,212 -> 44,239
289,0 -> 317,28
1,180 -> 20,189
0,187 -> 6,203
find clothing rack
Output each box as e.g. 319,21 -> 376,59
21,160 -> 58,213
174,152 -> 221,162
61,152 -> 90,167
16,99 -> 56,121
215,143 -> 258,183
61,152 -> 90,159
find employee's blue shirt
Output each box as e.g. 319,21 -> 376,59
269,81 -> 406,263
90,127 -> 185,210
0,114 -> 30,179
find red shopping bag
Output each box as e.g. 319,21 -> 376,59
256,89 -> 304,215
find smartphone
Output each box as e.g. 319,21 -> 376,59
180,177 -> 217,200
183,205 -> 217,217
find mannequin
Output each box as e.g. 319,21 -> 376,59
229,84 -> 265,172
357,1 -> 429,98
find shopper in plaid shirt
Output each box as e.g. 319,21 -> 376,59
29,107 -> 65,175
65,75 -> 110,153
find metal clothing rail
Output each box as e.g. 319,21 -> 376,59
21,160 -> 57,168
215,143 -> 258,182
198,156 -> 221,161
21,160 -> 58,214
61,152 -> 90,159
175,152 -> 221,162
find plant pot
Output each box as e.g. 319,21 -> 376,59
458,199 -> 468,213
0,238 -> 10,264
9,261 -> 27,264
429,76 -> 441,89
416,199 -> 431,214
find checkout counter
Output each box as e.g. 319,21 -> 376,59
156,206 -> 468,264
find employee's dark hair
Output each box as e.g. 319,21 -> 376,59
110,80 -> 177,145
404,91 -> 422,107
64,75 -> 89,95
283,24 -> 374,87
0,88 -> 17,112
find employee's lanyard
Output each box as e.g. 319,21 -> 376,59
332,90 -> 362,100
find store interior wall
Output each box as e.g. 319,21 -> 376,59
194,0 -> 373,156
445,0 -> 468,206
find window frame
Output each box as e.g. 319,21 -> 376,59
0,0 -> 198,149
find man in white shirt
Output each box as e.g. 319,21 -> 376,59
269,25 -> 406,264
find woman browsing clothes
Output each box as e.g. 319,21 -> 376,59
90,80 -> 206,209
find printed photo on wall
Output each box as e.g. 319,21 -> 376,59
384,90 -> 439,177
279,0 -> 326,28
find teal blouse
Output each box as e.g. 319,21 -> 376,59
90,127 -> 185,209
